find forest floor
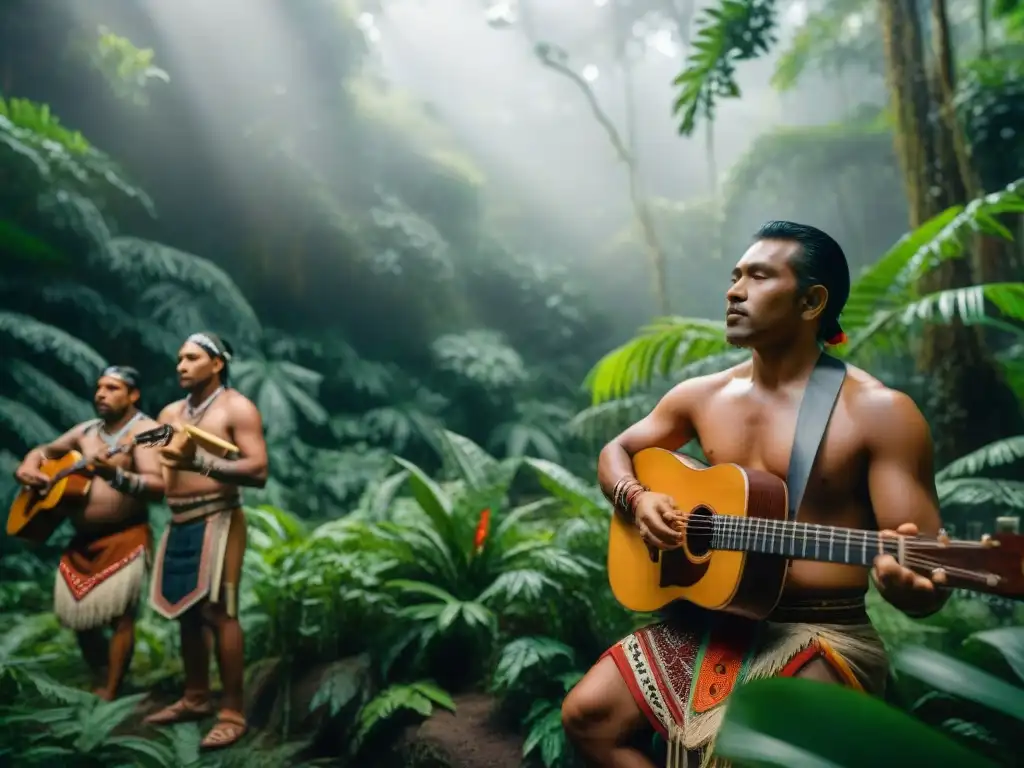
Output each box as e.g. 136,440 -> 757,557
405,694 -> 524,768
124,660 -> 525,767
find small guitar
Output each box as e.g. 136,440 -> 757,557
5,425 -> 176,543
607,448 -> 1024,620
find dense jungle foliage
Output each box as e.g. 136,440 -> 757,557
1,0 -> 1024,766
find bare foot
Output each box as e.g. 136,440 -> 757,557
199,710 -> 247,750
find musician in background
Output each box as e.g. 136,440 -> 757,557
143,331 -> 267,752
12,366 -> 164,701
562,221 -> 949,767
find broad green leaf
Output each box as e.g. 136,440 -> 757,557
892,646 -> 1024,721
715,677 -> 996,767
392,455 -> 455,543
966,627 -> 1024,683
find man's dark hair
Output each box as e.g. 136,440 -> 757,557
753,220 -> 850,342
100,365 -> 141,390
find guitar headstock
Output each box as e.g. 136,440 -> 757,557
905,531 -> 1024,600
134,425 -> 175,448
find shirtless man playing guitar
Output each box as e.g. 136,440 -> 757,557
12,366 -> 164,700
562,221 -> 950,767
142,332 -> 268,751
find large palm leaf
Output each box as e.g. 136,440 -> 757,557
6,361 -> 92,425
936,436 -> 1024,480
106,237 -> 262,344
0,312 -> 106,381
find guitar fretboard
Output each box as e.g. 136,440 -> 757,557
709,516 -> 901,566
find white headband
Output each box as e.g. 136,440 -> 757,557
187,333 -> 232,361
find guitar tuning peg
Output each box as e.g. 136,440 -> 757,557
981,534 -> 1000,548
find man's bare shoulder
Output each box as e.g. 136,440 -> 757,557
663,363 -> 743,404
842,365 -> 929,440
66,418 -> 100,441
156,400 -> 184,423
223,389 -> 261,419
132,413 -> 163,433
132,413 -> 160,432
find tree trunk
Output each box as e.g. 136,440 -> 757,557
878,0 -> 1023,465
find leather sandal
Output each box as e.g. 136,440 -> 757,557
199,709 -> 247,750
143,697 -> 214,725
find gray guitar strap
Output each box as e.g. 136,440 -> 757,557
785,352 -> 847,521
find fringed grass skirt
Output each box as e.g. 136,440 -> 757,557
603,605 -> 888,768
54,522 -> 151,631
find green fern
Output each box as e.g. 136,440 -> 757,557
488,401 -> 573,462
308,654 -> 372,718
107,237 -> 262,342
431,329 -> 528,389
0,397 -> 58,447
672,0 -> 778,136
567,392 -> 659,444
840,180 -> 1024,331
937,436 -> 1024,480
491,636 -> 574,694
937,478 -> 1024,509
0,105 -> 152,212
231,354 -> 328,439
352,681 -> 456,751
583,317 -> 733,404
7,360 -> 93,424
524,457 -> 607,511
845,282 -> 1024,357
583,180 -> 1024,400
522,696 -> 574,768
0,312 -> 106,381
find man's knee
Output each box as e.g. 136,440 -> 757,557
561,657 -> 636,743
562,687 -> 607,741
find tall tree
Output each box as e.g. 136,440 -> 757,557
662,0 -> 1023,463
878,0 -> 1022,462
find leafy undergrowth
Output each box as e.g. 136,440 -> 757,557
3,429 -> 1023,767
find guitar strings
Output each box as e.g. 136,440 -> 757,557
647,515 -> 1010,587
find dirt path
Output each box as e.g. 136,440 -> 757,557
406,693 -> 524,768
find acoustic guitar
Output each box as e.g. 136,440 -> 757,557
6,425 -> 176,543
607,448 -> 1024,620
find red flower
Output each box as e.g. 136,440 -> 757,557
474,508 -> 491,551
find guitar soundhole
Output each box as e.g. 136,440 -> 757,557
686,505 -> 714,557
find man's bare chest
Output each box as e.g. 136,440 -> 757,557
78,429 -> 138,469
177,402 -> 233,443
693,393 -> 865,497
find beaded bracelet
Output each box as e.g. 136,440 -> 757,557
612,476 -> 649,521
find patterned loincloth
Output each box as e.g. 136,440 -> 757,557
149,493 -> 240,620
603,602 -> 888,768
54,522 -> 151,631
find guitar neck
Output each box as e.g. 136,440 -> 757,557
711,516 -> 899,567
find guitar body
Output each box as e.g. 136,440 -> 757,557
608,448 -> 791,620
6,451 -> 91,543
